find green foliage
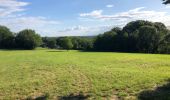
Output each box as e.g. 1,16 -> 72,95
55,37 -> 94,50
16,29 -> 42,50
137,26 -> 158,53
94,27 -> 128,52
0,25 -> 14,49
122,20 -> 154,52
0,25 -> 42,50
71,37 -> 94,50
94,31 -> 117,51
47,39 -> 57,49
94,20 -> 170,54
60,37 -> 73,50
0,20 -> 169,54
158,34 -> 170,54
42,37 -> 57,49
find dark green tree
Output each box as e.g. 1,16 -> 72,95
60,37 -> 73,50
122,20 -> 168,53
0,25 -> 15,49
46,39 -> 57,49
137,26 -> 158,53
94,27 -> 128,52
158,34 -> 170,54
122,20 -> 154,52
94,31 -> 117,51
71,37 -> 94,50
112,27 -> 128,51
16,29 -> 42,50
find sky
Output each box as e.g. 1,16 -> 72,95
0,0 -> 170,36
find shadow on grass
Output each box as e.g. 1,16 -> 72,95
58,93 -> 90,100
26,95 -> 48,100
79,50 -> 170,55
138,79 -> 170,100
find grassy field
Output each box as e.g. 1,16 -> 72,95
0,49 -> 170,100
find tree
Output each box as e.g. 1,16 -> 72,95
122,20 -> 154,52
137,26 -> 158,53
94,27 -> 128,52
111,27 -> 128,52
71,37 -> 94,50
60,37 -> 73,50
16,29 -> 42,50
71,37 -> 82,49
94,31 -> 117,51
0,25 -> 14,49
122,20 -> 168,53
46,39 -> 57,49
158,34 -> 170,54
163,0 -> 170,4
42,37 -> 57,49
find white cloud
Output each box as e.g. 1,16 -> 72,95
106,5 -> 114,8
80,10 -> 103,18
80,7 -> 170,26
0,17 -> 59,29
165,5 -> 170,9
0,16 -> 59,37
0,0 -> 60,36
58,26 -> 88,32
57,25 -> 114,36
0,0 -> 29,17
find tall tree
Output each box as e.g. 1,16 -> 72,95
158,34 -> 170,54
137,26 -> 158,53
122,20 -> 154,52
94,31 -> 117,51
0,25 -> 14,49
16,29 -> 42,50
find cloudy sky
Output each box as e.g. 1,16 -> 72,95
0,0 -> 170,36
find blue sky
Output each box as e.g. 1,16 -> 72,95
0,0 -> 170,36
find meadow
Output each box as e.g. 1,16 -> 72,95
0,49 -> 170,100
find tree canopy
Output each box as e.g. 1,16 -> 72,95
0,26 -> 15,49
59,37 -> 73,50
15,29 -> 42,50
0,20 -> 169,54
93,20 -> 170,54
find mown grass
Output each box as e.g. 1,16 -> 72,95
0,49 -> 170,100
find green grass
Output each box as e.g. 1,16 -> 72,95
0,49 -> 170,100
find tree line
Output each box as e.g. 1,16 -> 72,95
0,26 -> 42,50
42,36 -> 94,50
93,20 -> 170,54
0,20 -> 170,54
42,20 -> 170,54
